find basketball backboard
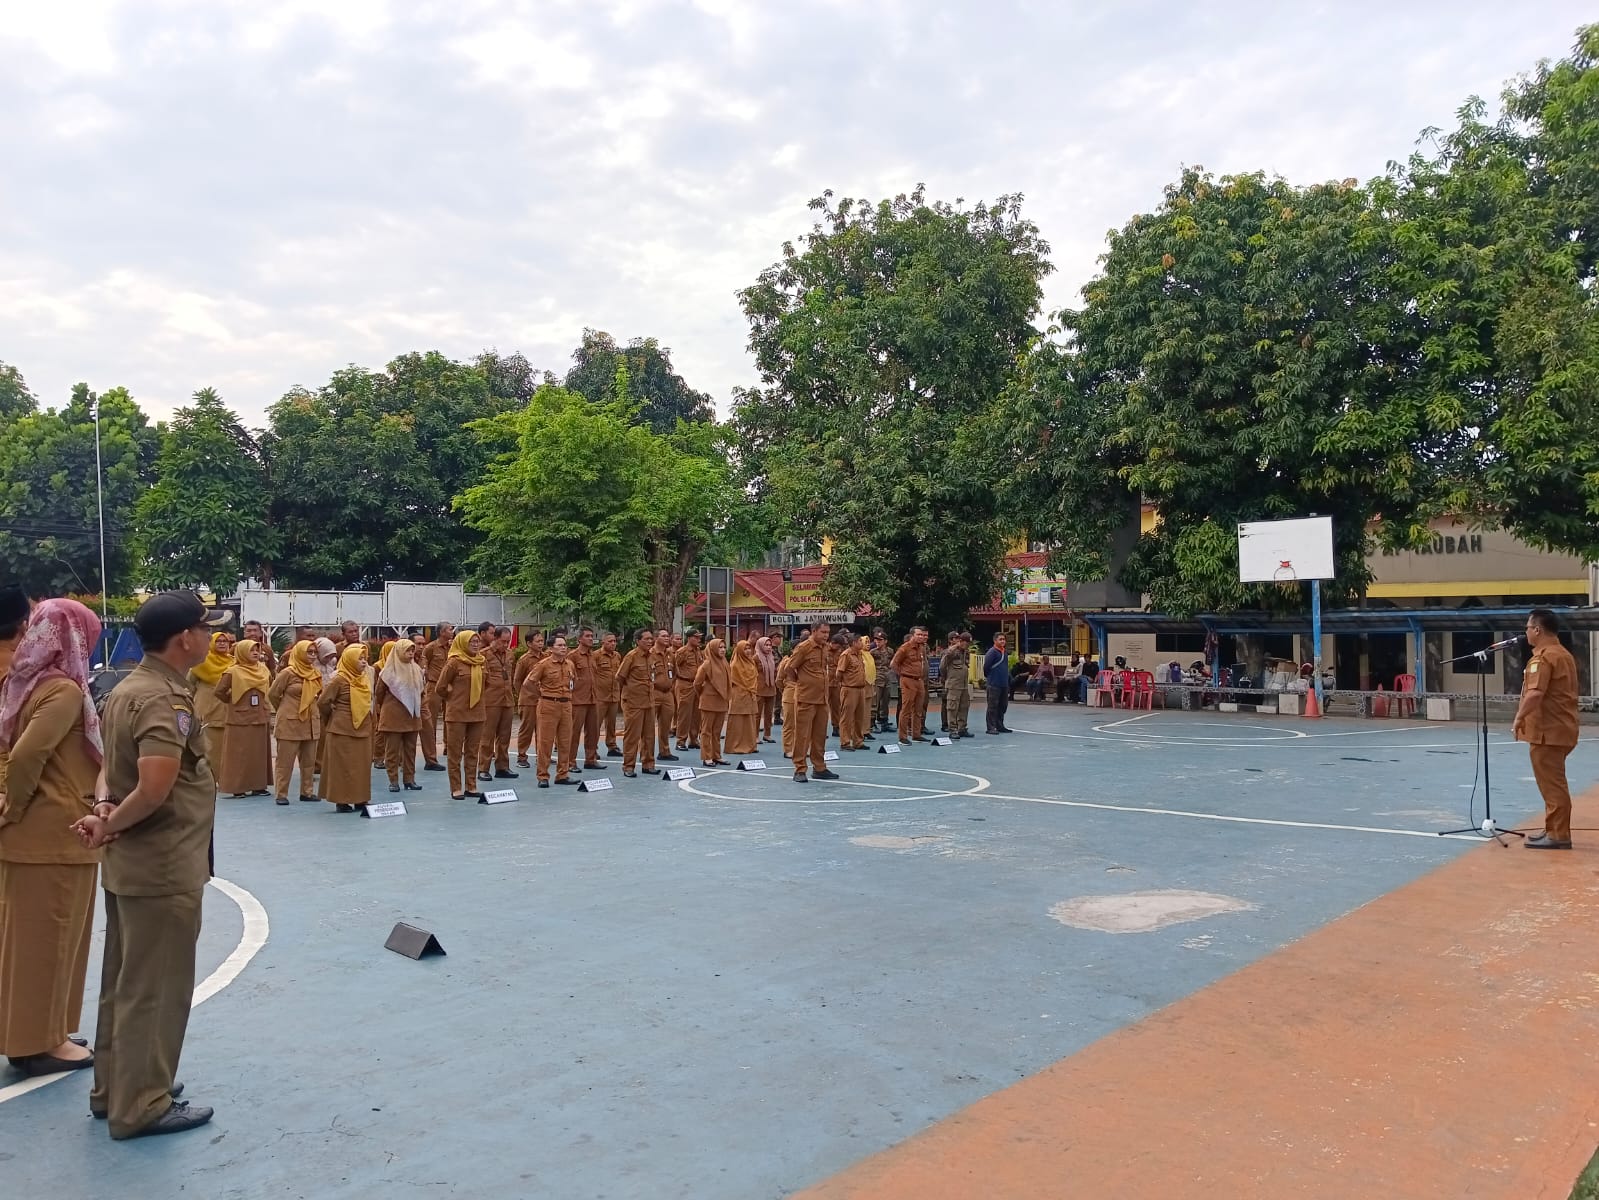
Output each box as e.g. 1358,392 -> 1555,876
1237,516 -> 1335,583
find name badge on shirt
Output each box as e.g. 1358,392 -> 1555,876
250,694 -> 260,706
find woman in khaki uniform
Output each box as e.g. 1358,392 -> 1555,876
375,639 -> 425,793
0,599 -> 102,1076
725,640 -> 760,755
755,636 -> 778,744
188,630 -> 235,770
531,636 -> 576,788
215,639 -> 273,797
692,638 -> 731,767
267,640 -> 322,804
777,652 -> 797,760
317,645 -> 374,813
436,630 -> 487,800
836,634 -> 869,750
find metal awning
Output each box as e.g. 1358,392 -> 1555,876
1083,605 -> 1599,637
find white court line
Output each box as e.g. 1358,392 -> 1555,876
0,875 -> 269,1106
683,765 -> 990,805
975,792 -> 1482,841
1011,725 -> 1499,752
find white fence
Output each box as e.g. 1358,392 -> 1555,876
240,583 -> 559,631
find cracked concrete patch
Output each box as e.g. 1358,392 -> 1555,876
849,834 -> 951,850
1049,890 -> 1256,933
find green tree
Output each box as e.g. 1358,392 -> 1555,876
0,383 -> 158,596
564,329 -> 714,434
264,351 -> 513,589
985,169 -> 1455,616
0,361 -> 35,425
132,388 -> 278,594
733,187 -> 1052,631
457,384 -> 738,632
1380,24 -> 1599,559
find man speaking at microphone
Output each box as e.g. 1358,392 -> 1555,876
1512,609 -> 1580,850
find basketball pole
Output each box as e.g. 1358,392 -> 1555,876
1311,578 -> 1324,711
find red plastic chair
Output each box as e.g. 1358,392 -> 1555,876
1095,670 -> 1116,708
1393,674 -> 1417,718
1131,670 -> 1155,710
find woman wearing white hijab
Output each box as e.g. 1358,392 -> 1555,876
374,640 -> 425,793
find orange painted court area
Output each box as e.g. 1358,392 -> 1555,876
800,786 -> 1599,1200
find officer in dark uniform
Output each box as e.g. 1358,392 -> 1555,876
74,591 -> 228,1139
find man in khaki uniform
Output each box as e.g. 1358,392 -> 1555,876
570,628 -> 605,772
418,622 -> 455,771
617,629 -> 659,777
787,621 -> 839,783
1514,608 -> 1582,850
476,627 -> 517,781
75,591 -> 228,1140
869,628 -> 894,733
653,630 -> 680,761
891,626 -> 931,744
513,632 -> 546,768
595,631 -> 624,758
673,629 -> 704,750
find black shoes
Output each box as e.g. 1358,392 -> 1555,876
93,1082 -> 183,1120
538,781 -> 550,789
477,770 -> 493,782
554,778 -> 577,786
335,804 -> 356,813
8,1050 -> 94,1077
623,770 -> 637,778
607,748 -> 623,758
516,758 -> 531,768
658,753 -> 680,762
388,784 -> 401,793
495,769 -> 519,779
913,736 -> 929,743
275,796 -> 289,805
423,761 -> 446,772
116,1099 -> 214,1140
299,794 -> 319,802
642,768 -> 661,775
998,727 -> 1013,733
585,763 -> 607,771
793,772 -> 808,783
1526,835 -> 1573,850
813,769 -> 840,781
404,782 -> 423,791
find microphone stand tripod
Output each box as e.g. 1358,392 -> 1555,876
1438,646 -> 1524,845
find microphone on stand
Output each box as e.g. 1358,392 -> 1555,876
1475,634 -> 1524,658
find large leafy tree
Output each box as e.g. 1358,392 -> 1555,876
983,169 -> 1453,616
733,187 -> 1051,632
457,379 -> 739,632
1380,23 -> 1599,559
563,329 -> 714,433
264,351 -> 512,589
0,382 -> 158,597
0,360 -> 35,424
132,388 -> 278,594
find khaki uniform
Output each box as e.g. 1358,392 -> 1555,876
477,645 -> 515,777
788,638 -> 831,776
940,644 -> 971,736
436,657 -> 486,797
570,645 -> 602,768
825,641 -> 842,735
93,657 -> 216,1139
652,645 -> 678,757
530,657 -> 577,784
267,672 -> 320,800
674,643 -> 703,747
419,638 -> 452,765
214,668 -> 272,794
777,656 -> 797,759
316,675 -> 373,808
0,678 -> 99,1060
1519,640 -> 1581,843
836,646 -> 869,749
514,649 -> 544,764
891,641 -> 929,741
374,674 -> 423,788
617,646 -> 656,772
595,646 -> 623,753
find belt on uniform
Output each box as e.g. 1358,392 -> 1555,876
541,697 -> 571,703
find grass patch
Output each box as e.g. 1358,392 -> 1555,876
1571,1146 -> 1599,1200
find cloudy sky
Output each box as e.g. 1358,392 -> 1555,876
2,1 -> 1591,425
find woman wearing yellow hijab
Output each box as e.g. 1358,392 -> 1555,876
691,638 -> 731,767
267,640 -> 324,804
317,644 -> 374,812
189,629 -> 235,769
435,630 -> 488,800
215,639 -> 274,796
724,640 -> 760,755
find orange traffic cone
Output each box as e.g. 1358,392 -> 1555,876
1303,687 -> 1322,719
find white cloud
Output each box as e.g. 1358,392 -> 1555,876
0,0 -> 1592,425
